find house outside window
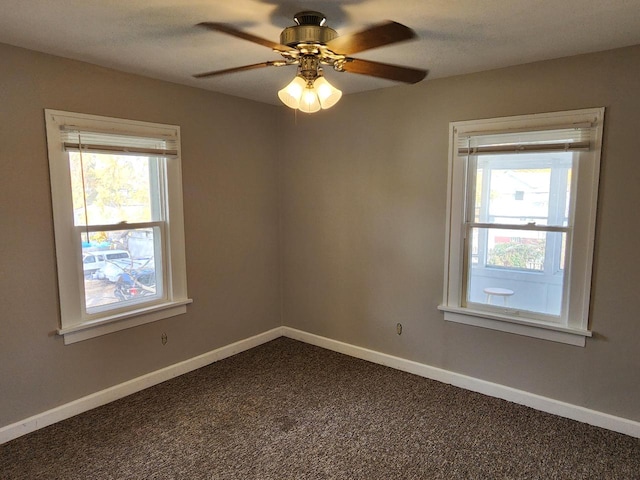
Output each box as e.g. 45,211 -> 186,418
45,110 -> 191,344
439,108 -> 604,346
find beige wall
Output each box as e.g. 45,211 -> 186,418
280,45 -> 640,422
2,41 -> 639,429
0,43 -> 281,426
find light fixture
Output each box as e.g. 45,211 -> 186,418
313,76 -> 342,109
278,72 -> 342,113
278,76 -> 307,109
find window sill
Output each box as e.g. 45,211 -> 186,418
437,305 -> 591,347
58,299 -> 193,345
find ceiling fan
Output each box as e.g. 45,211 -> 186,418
193,11 -> 428,113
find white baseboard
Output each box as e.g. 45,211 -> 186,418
3,325 -> 638,445
0,327 -> 284,445
281,327 -> 640,439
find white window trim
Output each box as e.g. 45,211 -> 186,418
45,110 -> 192,344
439,108 -> 605,347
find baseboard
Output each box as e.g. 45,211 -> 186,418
0,327 -> 284,445
3,325 -> 638,445
281,327 -> 640,439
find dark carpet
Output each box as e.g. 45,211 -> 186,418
1,337 -> 639,479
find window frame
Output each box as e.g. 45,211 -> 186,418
45,110 -> 192,344
439,108 -> 605,346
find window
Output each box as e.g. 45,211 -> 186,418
439,108 -> 604,346
45,110 -> 191,344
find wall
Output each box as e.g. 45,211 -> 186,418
280,45 -> 640,422
2,40 -> 639,432
0,43 -> 281,426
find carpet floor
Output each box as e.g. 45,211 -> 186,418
1,337 -> 639,479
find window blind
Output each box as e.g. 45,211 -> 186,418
457,126 -> 594,156
60,128 -> 178,157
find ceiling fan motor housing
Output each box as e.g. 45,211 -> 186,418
280,11 -> 338,46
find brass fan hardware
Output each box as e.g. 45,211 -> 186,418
194,11 -> 428,112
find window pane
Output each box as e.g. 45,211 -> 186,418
485,228 -> 546,271
472,153 -> 572,227
467,227 -> 566,317
69,152 -> 158,226
81,227 -> 161,312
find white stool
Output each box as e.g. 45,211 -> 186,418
484,287 -> 514,305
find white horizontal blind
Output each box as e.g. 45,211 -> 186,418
61,128 -> 178,157
458,126 -> 594,156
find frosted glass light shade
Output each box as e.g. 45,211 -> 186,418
299,87 -> 321,113
314,76 -> 342,109
278,76 -> 306,109
278,75 -> 342,113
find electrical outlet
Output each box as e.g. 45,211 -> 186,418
396,323 -> 402,335
161,332 -> 168,345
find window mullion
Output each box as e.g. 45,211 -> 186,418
468,222 -> 569,233
74,221 -> 163,232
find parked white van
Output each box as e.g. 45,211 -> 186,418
82,252 -> 105,277
83,250 -> 131,278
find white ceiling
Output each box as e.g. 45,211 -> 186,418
1,0 -> 639,105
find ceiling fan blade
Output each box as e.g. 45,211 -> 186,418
326,21 -> 417,55
193,61 -> 285,79
197,22 -> 291,52
341,58 -> 428,84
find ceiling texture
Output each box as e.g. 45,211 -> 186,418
1,0 -> 639,105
